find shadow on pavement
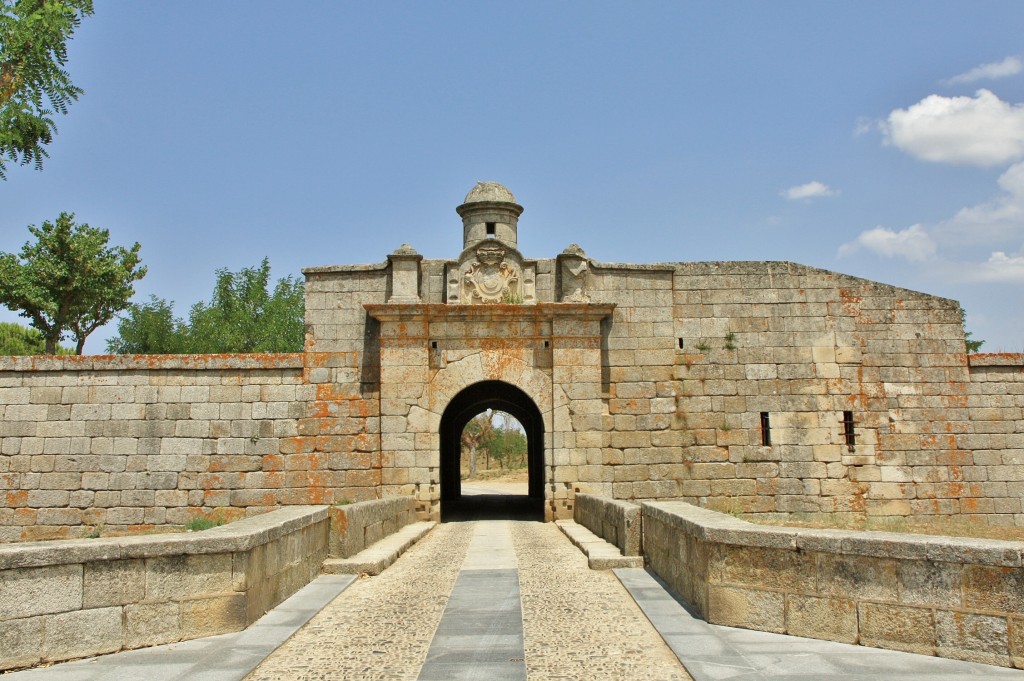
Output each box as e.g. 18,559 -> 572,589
441,494 -> 543,521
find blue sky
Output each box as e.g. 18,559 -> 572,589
4,1 -> 1024,352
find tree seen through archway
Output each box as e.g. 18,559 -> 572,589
460,409 -> 527,494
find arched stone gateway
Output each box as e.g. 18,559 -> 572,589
365,302 -> 613,521
439,380 -> 545,520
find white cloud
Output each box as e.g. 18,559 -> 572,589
883,89 -> 1024,166
782,181 -> 837,200
945,57 -> 1023,85
937,162 -> 1024,244
838,224 -> 937,262
965,251 -> 1024,282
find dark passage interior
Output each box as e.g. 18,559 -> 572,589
439,380 -> 544,521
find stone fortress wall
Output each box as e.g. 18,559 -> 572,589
2,182 -> 1024,539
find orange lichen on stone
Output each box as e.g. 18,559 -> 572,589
285,453 -> 327,471
280,437 -> 314,454
200,474 -> 224,490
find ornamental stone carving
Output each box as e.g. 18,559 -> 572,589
462,242 -> 521,304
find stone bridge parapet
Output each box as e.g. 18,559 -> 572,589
642,499 -> 1024,668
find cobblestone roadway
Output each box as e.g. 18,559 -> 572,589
246,521 -> 692,681
513,522 -> 691,680
247,522 -> 473,681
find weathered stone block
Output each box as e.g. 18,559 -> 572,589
125,601 -> 181,649
897,560 -> 962,608
935,610 -> 1010,666
0,564 -> 82,620
41,606 -> 122,661
1010,616 -> 1024,669
146,553 -> 233,601
84,559 -> 145,608
0,616 -> 42,671
786,594 -> 858,643
858,602 -> 934,655
707,585 -> 785,632
962,564 -> 1024,612
817,553 -> 898,602
716,545 -> 814,591
180,593 -> 247,638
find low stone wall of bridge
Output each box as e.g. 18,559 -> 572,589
642,499 -> 1024,668
0,505 -> 329,671
328,496 -> 416,558
573,493 -> 641,556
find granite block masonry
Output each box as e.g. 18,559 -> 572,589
1,181 -> 1024,534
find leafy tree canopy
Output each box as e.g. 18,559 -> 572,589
0,212 -> 145,354
965,331 -> 984,354
0,321 -> 71,354
0,0 -> 94,179
461,410 -> 527,476
107,258 -> 305,354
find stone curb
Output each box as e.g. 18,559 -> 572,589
555,519 -> 644,569
322,521 -> 435,575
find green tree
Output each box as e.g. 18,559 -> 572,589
460,410 -> 528,476
461,410 -> 494,478
0,212 -> 145,354
484,416 -> 526,470
104,295 -> 184,354
0,321 -> 71,354
965,331 -> 984,354
0,0 -> 94,179
185,258 -> 305,353
108,258 -> 305,354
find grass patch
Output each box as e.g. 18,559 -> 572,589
185,516 -> 224,532
84,524 -> 103,539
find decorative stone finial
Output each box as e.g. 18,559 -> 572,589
391,243 -> 420,256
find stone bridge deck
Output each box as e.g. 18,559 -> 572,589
7,521 -> 1024,680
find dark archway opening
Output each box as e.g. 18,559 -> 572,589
440,380 -> 544,521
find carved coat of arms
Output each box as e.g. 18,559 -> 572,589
463,242 -> 520,303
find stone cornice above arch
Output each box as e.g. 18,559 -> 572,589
364,302 -> 615,324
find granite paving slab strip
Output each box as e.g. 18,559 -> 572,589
1,574 -> 356,681
418,520 -> 526,681
513,522 -> 692,680
615,567 -> 1024,680
246,521 -> 474,681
